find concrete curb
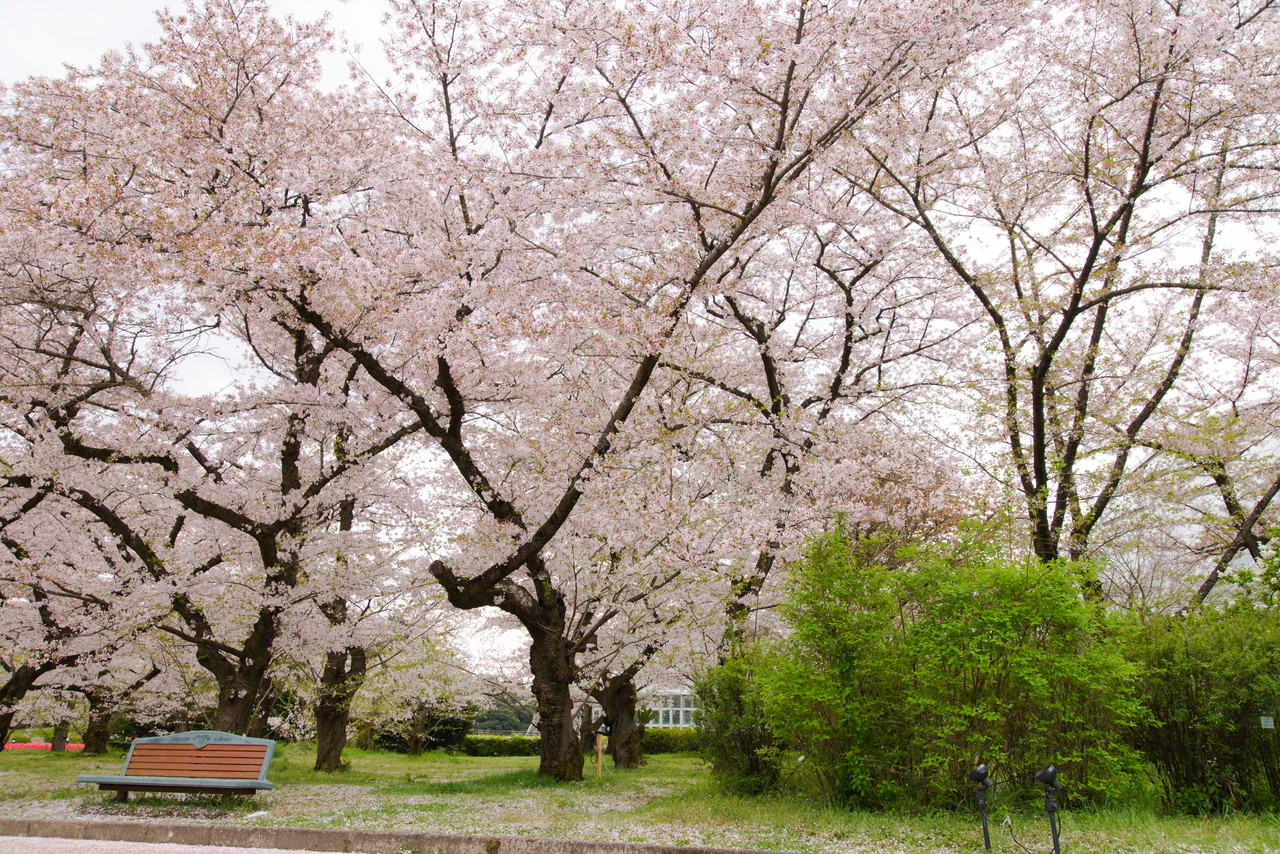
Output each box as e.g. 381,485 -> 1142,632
0,818 -> 807,854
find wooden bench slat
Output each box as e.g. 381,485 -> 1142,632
126,756 -> 266,768
124,763 -> 264,768
126,767 -> 266,777
127,766 -> 264,773
129,745 -> 268,757
126,752 -> 264,768
126,769 -> 265,778
125,772 -> 264,778
128,753 -> 267,764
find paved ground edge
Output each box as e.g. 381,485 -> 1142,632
0,817 -> 807,854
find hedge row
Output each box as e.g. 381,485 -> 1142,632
642,727 -> 701,754
458,729 -> 701,757
461,734 -> 541,756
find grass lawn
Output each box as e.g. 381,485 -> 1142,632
0,746 -> 1276,853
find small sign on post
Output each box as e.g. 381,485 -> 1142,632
594,716 -> 615,778
1262,715 -> 1275,730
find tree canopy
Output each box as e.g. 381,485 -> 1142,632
3,0 -> 1280,779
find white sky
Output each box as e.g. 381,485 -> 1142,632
0,0 -> 391,88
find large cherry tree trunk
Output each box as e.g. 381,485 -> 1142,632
591,659 -> 650,769
82,703 -> 113,755
209,666 -> 272,733
432,556 -> 586,782
201,608 -> 281,734
0,662 -> 60,747
313,642 -> 367,772
529,627 -> 583,781
603,681 -> 643,769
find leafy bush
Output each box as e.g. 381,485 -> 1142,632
1129,606 -> 1280,813
694,645 -> 783,794
700,528 -> 1144,808
642,727 -> 701,754
472,695 -> 535,733
374,703 -> 475,754
461,734 -> 541,756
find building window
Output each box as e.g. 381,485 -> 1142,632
647,692 -> 697,728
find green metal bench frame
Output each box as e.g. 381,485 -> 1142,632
76,730 -> 275,801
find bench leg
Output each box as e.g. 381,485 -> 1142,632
115,790 -> 129,803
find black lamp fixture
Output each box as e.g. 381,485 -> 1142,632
1036,765 -> 1063,854
969,764 -> 995,850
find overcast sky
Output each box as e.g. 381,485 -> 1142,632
0,0 -> 390,87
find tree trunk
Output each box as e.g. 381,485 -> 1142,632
0,710 -> 14,749
608,695 -> 644,768
202,609 -> 279,735
77,666 -> 160,756
313,646 -> 367,772
579,704 -> 598,755
51,721 -> 69,752
82,705 -> 113,755
312,583 -> 366,772
529,630 -> 583,781
212,688 -> 257,733
245,674 -> 276,739
0,663 -> 54,747
406,701 -> 430,755
592,672 -> 645,769
210,664 -> 272,734
430,555 -> 585,781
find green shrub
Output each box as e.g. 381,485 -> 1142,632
694,644 -> 783,794
700,527 -> 1144,808
1129,607 -> 1280,813
374,703 -> 475,754
641,727 -> 701,754
461,734 -> 541,756
472,695 -> 535,733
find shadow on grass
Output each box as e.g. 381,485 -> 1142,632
78,790 -> 264,819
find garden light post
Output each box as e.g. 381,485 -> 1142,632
1036,765 -> 1063,854
969,764 -> 995,850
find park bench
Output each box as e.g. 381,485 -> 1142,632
76,730 -> 276,801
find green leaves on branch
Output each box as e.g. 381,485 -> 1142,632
1131,607 -> 1280,814
698,527 -> 1144,808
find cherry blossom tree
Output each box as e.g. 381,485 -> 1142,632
346,633 -> 487,750
272,538 -> 451,769
661,180 -> 977,631
0,482 -> 163,746
263,0 -> 1028,780
68,661 -> 163,755
1121,272 -> 1280,605
0,0 -> 425,748
850,0 -> 1280,580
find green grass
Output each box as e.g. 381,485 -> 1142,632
1,746 -> 1276,852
